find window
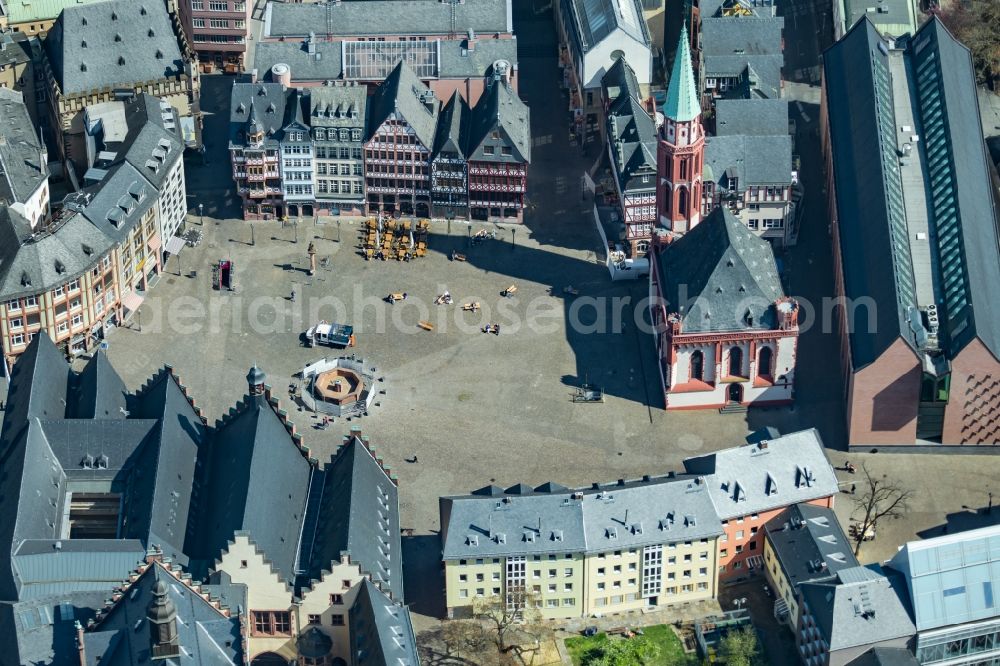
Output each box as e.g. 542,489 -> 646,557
483,145 -> 495,156
548,569 -> 556,578
251,611 -> 291,636
459,589 -> 468,598
209,1 -> 228,10
342,579 -> 352,589
331,614 -> 345,626
735,530 -> 745,540
308,614 -> 321,624
330,594 -> 343,605
193,18 -> 205,27
564,598 -> 576,606
7,299 -> 21,312
564,568 -> 572,577
547,584 -> 556,593
9,317 -> 22,330
192,0 -> 204,8
501,146 -> 512,156
10,333 -> 24,347
564,583 -> 573,591
209,18 -> 228,28
476,574 -> 484,583
459,574 -> 467,582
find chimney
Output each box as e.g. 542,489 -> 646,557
147,578 -> 180,659
466,28 -> 476,52
307,31 -> 317,55
247,364 -> 266,396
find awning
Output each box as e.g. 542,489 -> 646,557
165,235 -> 185,255
147,235 -> 161,251
121,291 -> 144,313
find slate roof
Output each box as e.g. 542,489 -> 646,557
44,0 -> 186,96
265,0 -> 512,38
433,91 -> 469,159
566,0 -> 650,53
655,206 -> 786,333
367,62 -> 439,150
82,560 -> 244,666
663,25 -> 700,122
823,17 -> 1000,368
799,566 -> 915,652
349,579 -> 419,666
200,394 -> 311,585
0,335 -> 205,605
703,133 -> 792,187
71,351 -> 127,419
888,522 -> 1000,632
466,77 -> 531,164
714,98 -> 788,136
602,56 -> 642,107
441,473 -> 721,560
701,17 -> 784,99
0,88 -> 46,206
253,37 -> 518,84
683,429 -> 839,519
307,85 -> 367,131
0,32 -> 33,70
229,82 -> 288,147
0,93 -> 182,301
307,436 -> 403,601
850,647 -> 921,666
764,503 -> 858,590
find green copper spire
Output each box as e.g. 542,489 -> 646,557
663,25 -> 701,123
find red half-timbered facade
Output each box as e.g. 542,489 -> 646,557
463,75 -> 530,222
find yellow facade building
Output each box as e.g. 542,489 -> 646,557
440,476 -> 722,619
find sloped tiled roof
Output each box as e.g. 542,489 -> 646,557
466,77 -> 530,163
349,578 -> 419,666
433,91 -> 469,159
307,435 -> 402,600
44,0 -> 186,96
366,62 -> 439,150
0,88 -> 45,207
655,206 -> 785,333
683,429 -> 839,519
199,394 -> 311,584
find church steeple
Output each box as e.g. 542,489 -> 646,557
656,27 -> 706,233
663,25 -> 701,123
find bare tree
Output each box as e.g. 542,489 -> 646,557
472,587 -> 539,654
850,463 -> 913,556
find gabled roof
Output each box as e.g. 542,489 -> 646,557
307,435 -> 402,600
606,94 -> 657,189
307,84 -> 367,130
663,25 -> 700,122
701,16 -> 784,100
465,77 -> 531,163
440,472 -> 721,560
655,207 -> 786,333
601,57 -> 642,107
200,395 -> 311,584
683,429 -> 839,519
0,88 -> 46,206
703,133 -> 792,187
366,62 -> 439,150
44,0 -> 185,96
349,579 -> 419,666
567,0 -> 650,53
765,503 -> 858,589
229,82 -> 288,146
72,350 -> 126,419
799,566 -> 915,652
714,98 -> 788,137
82,560 -> 244,665
433,91 -> 469,159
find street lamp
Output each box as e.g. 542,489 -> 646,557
733,598 -> 748,611
250,223 -> 255,247
294,219 -> 298,244
198,203 -> 204,226
511,228 -> 516,248
337,220 -> 342,243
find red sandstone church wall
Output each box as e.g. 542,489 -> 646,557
848,338 -> 920,446
942,338 -> 1000,445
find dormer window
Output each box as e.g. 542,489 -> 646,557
237,103 -> 246,114
80,63 -> 87,72
148,29 -> 155,38
155,49 -> 163,59
111,11 -> 118,20
114,33 -> 122,42
81,40 -> 87,48
117,56 -> 125,66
